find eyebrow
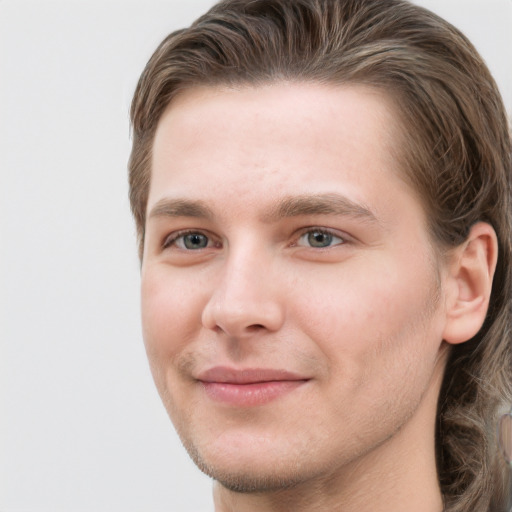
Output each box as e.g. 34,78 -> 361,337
261,193 -> 379,224
148,198 -> 214,220
147,193 -> 379,224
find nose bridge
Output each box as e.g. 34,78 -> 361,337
201,241 -> 284,336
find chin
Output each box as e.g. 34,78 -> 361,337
181,434 -> 317,494
192,455 -> 307,494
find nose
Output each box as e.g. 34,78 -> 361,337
201,247 -> 285,339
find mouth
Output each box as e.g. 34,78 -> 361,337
196,367 -> 310,407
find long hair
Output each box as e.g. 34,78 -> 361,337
129,1 -> 512,509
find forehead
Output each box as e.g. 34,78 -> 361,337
154,83 -> 400,157
149,82 -> 422,229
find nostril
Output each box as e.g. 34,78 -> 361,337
247,324 -> 265,332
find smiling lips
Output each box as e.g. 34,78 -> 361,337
197,367 -> 309,407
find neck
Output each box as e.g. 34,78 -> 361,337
213,357 -> 446,512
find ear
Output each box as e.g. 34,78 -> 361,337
442,222 -> 498,345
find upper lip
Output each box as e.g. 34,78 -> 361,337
197,367 -> 309,384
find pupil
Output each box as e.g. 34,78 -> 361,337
309,231 -> 332,247
185,233 -> 207,249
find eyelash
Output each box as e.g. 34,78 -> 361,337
294,228 -> 346,249
162,230 -> 219,250
162,227 -> 348,251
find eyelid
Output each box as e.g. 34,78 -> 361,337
159,226 -> 353,252
292,226 -> 351,247
162,229 -> 220,250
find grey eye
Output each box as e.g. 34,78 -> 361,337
181,233 -> 209,249
298,230 -> 344,248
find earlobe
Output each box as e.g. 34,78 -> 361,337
442,222 -> 498,345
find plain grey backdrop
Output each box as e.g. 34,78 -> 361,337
1,1 -> 510,511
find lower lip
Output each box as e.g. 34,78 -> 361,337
201,380 -> 307,407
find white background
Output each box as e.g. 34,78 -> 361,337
1,1 -> 510,511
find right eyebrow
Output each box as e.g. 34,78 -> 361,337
261,193 -> 380,225
147,198 -> 214,220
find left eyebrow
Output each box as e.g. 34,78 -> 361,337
147,198 -> 214,221
261,193 -> 380,224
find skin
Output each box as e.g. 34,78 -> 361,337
140,83 -> 496,512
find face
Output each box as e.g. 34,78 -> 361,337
141,83 -> 450,492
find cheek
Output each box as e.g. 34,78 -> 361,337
141,269 -> 205,363
289,262 -> 444,440
140,269 -> 210,422
291,257 -> 443,376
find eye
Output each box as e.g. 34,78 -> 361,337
163,231 -> 215,250
297,229 -> 345,248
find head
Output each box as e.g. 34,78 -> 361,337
129,1 -> 512,510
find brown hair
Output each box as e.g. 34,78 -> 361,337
129,1 -> 512,510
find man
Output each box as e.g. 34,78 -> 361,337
128,1 -> 512,510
